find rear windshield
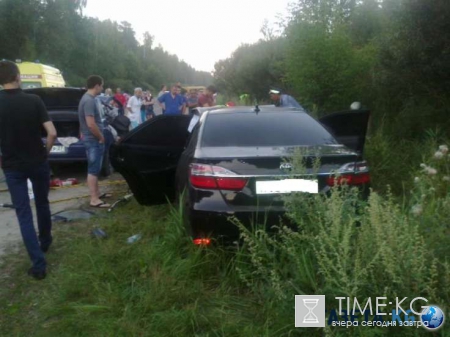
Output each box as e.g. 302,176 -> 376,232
201,112 -> 337,147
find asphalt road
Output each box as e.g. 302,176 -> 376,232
0,163 -> 117,257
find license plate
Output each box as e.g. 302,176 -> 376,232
50,145 -> 67,154
256,179 -> 318,194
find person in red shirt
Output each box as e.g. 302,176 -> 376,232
114,88 -> 127,115
197,85 -> 217,107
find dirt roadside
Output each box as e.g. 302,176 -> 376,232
0,167 -> 125,257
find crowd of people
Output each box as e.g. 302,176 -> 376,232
0,57 -> 304,280
98,83 -> 218,130
0,63 -> 222,280
98,84 -> 303,134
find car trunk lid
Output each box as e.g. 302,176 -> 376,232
24,87 -> 86,110
191,145 -> 362,207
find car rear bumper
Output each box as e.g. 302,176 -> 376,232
187,184 -> 370,242
43,137 -> 86,163
187,188 -> 288,241
47,157 -> 86,162
48,151 -> 86,162
48,145 -> 86,163
189,207 -> 289,242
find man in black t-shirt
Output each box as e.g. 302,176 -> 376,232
0,61 -> 57,280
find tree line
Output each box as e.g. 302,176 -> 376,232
0,0 -> 213,92
214,0 -> 450,140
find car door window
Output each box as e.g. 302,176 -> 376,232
319,110 -> 370,153
113,115 -> 192,205
125,115 -> 192,147
184,123 -> 200,150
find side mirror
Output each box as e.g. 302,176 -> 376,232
350,102 -> 362,110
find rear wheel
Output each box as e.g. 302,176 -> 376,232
101,147 -> 112,177
177,186 -> 203,241
178,189 -> 193,238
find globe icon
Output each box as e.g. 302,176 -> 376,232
421,306 -> 445,330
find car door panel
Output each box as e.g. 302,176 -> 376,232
110,115 -> 192,205
319,109 -> 370,154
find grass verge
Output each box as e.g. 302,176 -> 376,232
0,196 -> 264,337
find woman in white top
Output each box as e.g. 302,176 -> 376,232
126,88 -> 143,129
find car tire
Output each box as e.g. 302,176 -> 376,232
101,149 -> 112,177
178,189 -> 193,238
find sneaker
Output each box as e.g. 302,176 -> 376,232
28,268 -> 46,280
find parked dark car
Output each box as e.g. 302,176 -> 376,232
110,106 -> 370,244
24,87 -> 113,176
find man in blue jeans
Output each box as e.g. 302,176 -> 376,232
0,61 -> 57,280
78,75 -> 111,208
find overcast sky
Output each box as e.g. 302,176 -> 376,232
84,0 -> 292,73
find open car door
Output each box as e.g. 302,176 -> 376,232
110,115 -> 192,205
319,109 -> 370,154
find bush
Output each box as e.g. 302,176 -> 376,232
409,144 -> 450,257
364,125 -> 448,195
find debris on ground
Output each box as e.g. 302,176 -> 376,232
51,209 -> 96,222
126,234 -> 142,244
91,228 -> 107,239
50,178 -> 79,188
108,193 -> 133,212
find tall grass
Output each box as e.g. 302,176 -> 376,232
232,143 -> 450,336
0,201 -> 273,337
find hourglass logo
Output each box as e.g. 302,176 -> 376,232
295,295 -> 326,327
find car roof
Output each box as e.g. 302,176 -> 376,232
204,106 -> 306,115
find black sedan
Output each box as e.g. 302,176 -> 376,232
110,106 -> 370,244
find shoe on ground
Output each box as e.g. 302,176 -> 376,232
28,268 -> 46,280
41,243 -> 51,253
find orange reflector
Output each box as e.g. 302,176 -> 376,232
193,238 -> 211,246
326,173 -> 371,186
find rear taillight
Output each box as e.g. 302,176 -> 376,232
190,175 -> 217,189
189,164 -> 248,191
216,177 -> 248,190
326,161 -> 370,186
